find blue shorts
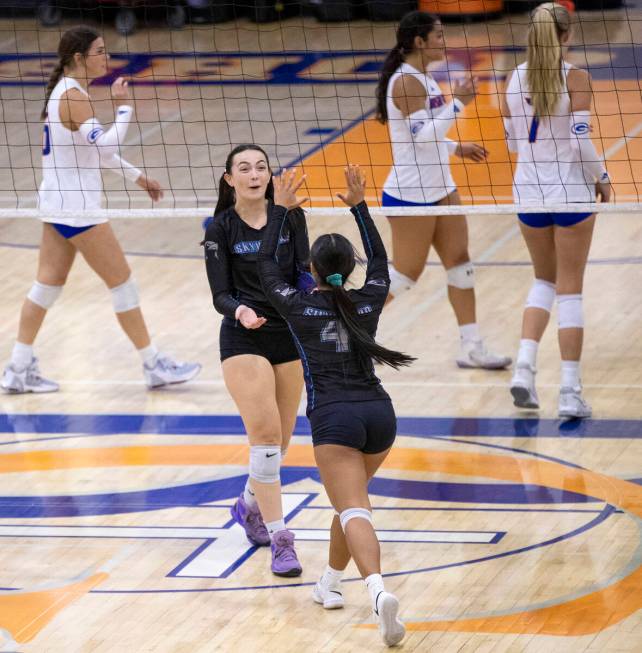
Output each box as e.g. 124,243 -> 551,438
309,399 -> 396,454
517,212 -> 593,228
381,191 -> 440,208
50,223 -> 98,239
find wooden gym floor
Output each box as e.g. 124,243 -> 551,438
0,5 -> 641,652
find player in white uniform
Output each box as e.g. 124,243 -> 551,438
375,11 -> 511,370
501,3 -> 611,418
1,26 -> 201,394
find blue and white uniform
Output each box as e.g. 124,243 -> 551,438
39,76 -> 140,236
505,61 -> 605,227
383,62 -> 462,206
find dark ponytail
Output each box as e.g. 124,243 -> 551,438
375,11 -> 438,124
41,25 -> 100,120
311,234 -> 415,370
214,143 -> 274,216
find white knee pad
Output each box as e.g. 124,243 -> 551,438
388,265 -> 416,297
447,262 -> 474,289
111,276 -> 140,313
27,281 -> 63,309
249,445 -> 281,484
339,507 -> 373,532
557,294 -> 584,329
526,279 -> 556,312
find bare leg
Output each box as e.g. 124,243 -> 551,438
222,354 -> 284,523
16,223 -> 76,346
71,222 -> 151,349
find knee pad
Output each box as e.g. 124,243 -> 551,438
388,265 -> 416,297
526,279 -> 556,312
557,294 -> 584,329
447,262 -> 474,289
339,507 -> 373,532
27,281 -> 63,309
249,445 -> 281,484
111,276 -> 140,313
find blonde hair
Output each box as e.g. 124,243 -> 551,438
526,2 -> 571,118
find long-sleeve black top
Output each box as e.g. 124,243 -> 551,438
203,204 -> 312,330
257,201 -> 391,413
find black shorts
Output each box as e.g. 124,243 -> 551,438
309,399 -> 396,454
219,320 -> 300,365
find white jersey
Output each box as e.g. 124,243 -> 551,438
506,61 -> 594,205
383,62 -> 456,204
38,76 -> 106,225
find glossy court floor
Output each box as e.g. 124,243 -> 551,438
0,4 -> 641,652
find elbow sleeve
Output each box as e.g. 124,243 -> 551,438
407,99 -> 463,143
570,110 -> 607,180
78,105 -> 134,159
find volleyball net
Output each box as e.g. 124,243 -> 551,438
0,1 -> 641,219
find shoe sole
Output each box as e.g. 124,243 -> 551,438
559,409 -> 592,419
312,586 -> 344,609
272,566 -> 302,578
456,359 -> 511,370
146,364 -> 203,389
229,503 -> 270,547
378,594 -> 405,647
510,385 -> 539,409
1,385 -> 58,394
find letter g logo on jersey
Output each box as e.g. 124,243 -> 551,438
87,128 -> 104,144
410,120 -> 425,137
571,122 -> 590,135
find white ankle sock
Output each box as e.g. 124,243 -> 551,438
365,573 -> 385,612
517,339 -> 539,368
139,344 -> 159,367
266,519 -> 286,537
321,565 -> 344,588
459,323 -> 480,343
243,480 -> 258,508
561,360 -> 580,388
11,342 -> 33,369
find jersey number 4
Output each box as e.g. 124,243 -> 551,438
321,320 -> 350,353
42,125 -> 51,156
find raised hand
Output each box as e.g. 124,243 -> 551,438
273,168 -> 309,210
336,164 -> 366,207
452,74 -> 477,107
111,76 -> 130,101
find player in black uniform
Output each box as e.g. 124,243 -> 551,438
203,144 -> 314,577
257,165 -> 414,647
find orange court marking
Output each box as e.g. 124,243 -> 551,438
1,442 -> 641,637
298,79 -> 642,206
0,573 -> 108,644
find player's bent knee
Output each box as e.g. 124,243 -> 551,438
446,262 -> 474,289
339,507 -> 373,532
388,265 -> 416,297
27,281 -> 63,309
249,445 -> 281,484
526,278 -> 556,312
111,276 -> 140,313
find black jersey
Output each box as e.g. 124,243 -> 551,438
203,204 -> 312,330
257,201 -> 391,413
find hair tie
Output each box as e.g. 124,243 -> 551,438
325,273 -> 343,287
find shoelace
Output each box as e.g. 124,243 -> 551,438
274,538 -> 297,561
246,511 -> 268,535
158,356 -> 184,371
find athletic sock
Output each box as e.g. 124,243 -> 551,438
11,342 -> 33,370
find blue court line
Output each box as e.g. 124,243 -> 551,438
2,242 -> 641,268
0,414 -> 640,438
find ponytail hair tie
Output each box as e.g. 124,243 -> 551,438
325,273 -> 343,287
